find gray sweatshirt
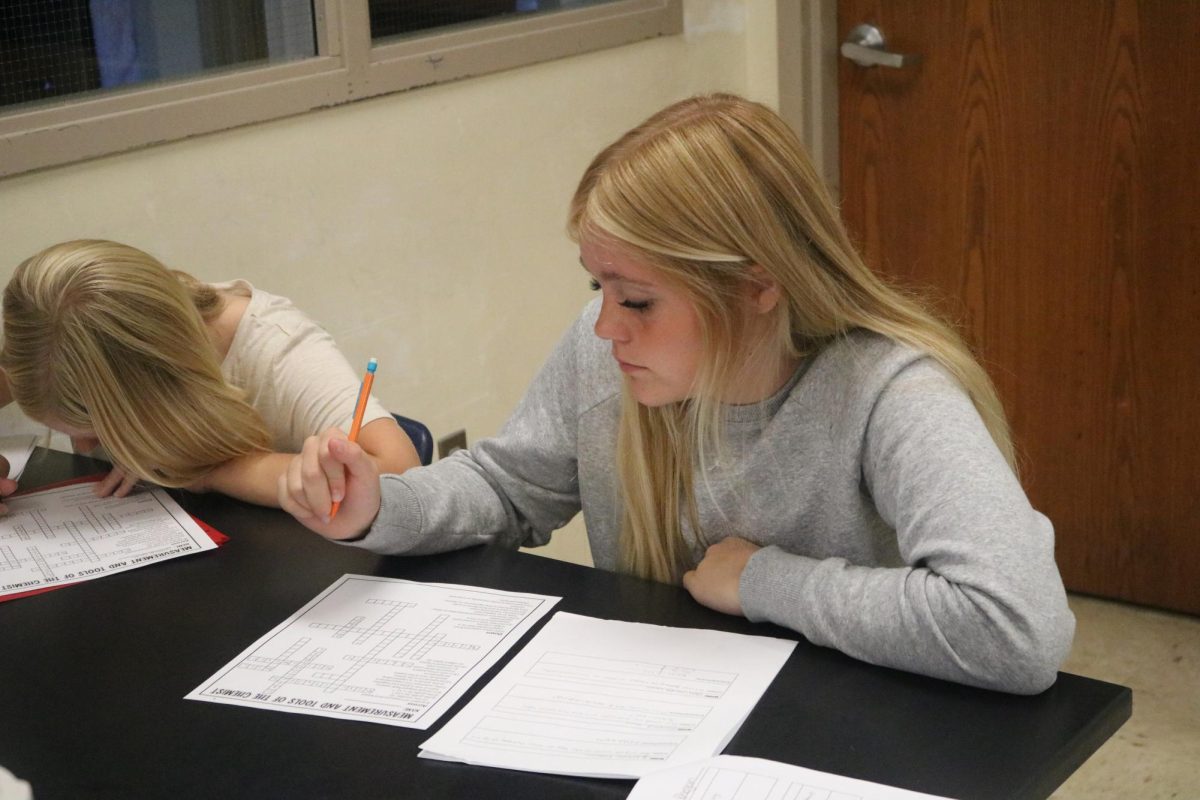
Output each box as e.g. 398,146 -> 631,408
355,300 -> 1075,694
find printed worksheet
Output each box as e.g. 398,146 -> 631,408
628,755 -> 955,800
187,575 -> 560,729
418,612 -> 797,779
0,482 -> 216,599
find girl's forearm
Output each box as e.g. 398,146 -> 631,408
200,452 -> 295,507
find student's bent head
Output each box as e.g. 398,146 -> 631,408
568,94 -> 1015,583
1,239 -> 270,487
567,93 -> 872,408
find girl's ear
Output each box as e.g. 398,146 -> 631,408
745,265 -> 783,314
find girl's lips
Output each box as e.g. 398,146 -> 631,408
616,358 -> 645,374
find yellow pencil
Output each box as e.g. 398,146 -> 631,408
330,357 -> 376,520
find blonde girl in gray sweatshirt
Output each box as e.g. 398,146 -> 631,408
280,94 -> 1074,695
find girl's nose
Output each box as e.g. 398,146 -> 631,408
593,297 -> 629,343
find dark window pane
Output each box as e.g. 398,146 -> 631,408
0,0 -> 317,112
369,0 -> 616,41
0,1 -> 100,107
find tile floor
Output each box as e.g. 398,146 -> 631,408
1048,594 -> 1199,799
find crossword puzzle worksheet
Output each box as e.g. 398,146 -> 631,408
0,482 -> 216,599
187,575 -> 560,729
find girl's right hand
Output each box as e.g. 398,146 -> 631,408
278,428 -> 381,540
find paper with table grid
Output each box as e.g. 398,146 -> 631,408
187,575 -> 559,729
418,612 -> 797,779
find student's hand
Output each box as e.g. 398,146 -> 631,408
682,537 -> 761,617
279,428 -> 381,540
69,432 -> 140,497
93,463 -> 141,498
0,454 -> 15,515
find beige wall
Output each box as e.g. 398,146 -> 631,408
0,0 -> 782,567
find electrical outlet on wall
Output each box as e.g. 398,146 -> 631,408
437,430 -> 468,460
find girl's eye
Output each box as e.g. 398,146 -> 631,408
590,278 -> 652,311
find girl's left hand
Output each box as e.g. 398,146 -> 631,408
93,464 -> 140,498
682,537 -> 761,616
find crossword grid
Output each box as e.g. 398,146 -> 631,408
234,599 -> 481,698
0,486 -> 211,599
0,504 -> 125,576
1,510 -> 106,578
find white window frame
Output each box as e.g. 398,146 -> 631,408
0,0 -> 681,178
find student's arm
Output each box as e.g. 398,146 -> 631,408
281,309 -> 596,550
732,361 -> 1075,694
357,415 -> 421,475
195,417 -> 418,507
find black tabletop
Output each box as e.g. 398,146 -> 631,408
0,449 -> 1130,799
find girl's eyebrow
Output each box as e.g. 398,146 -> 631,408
578,258 -> 654,287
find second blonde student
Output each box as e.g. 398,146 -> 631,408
0,239 -> 419,506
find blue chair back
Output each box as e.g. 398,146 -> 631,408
392,413 -> 434,466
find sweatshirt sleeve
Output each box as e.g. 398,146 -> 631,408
348,313 -> 587,556
738,360 -> 1076,694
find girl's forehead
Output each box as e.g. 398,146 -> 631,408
579,237 -> 658,286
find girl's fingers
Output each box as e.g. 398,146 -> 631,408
113,469 -> 140,498
279,470 -> 316,522
299,435 -> 333,521
319,429 -> 350,505
94,468 -> 125,497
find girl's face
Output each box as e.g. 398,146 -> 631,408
581,235 -> 704,407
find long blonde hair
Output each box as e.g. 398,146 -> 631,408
1,239 -> 270,487
568,94 -> 1015,584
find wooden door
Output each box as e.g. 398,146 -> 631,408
837,1 -> 1200,614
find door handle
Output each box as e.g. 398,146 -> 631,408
840,23 -> 920,69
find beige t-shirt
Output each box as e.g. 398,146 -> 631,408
216,280 -> 390,453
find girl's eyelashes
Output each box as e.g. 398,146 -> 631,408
589,278 -> 653,312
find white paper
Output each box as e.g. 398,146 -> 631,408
0,435 -> 38,481
419,612 -> 797,779
629,755 -> 956,800
0,483 -> 216,598
187,575 -> 560,729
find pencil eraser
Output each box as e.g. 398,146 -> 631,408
366,358 -> 378,373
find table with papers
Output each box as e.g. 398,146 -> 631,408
0,449 -> 1130,799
